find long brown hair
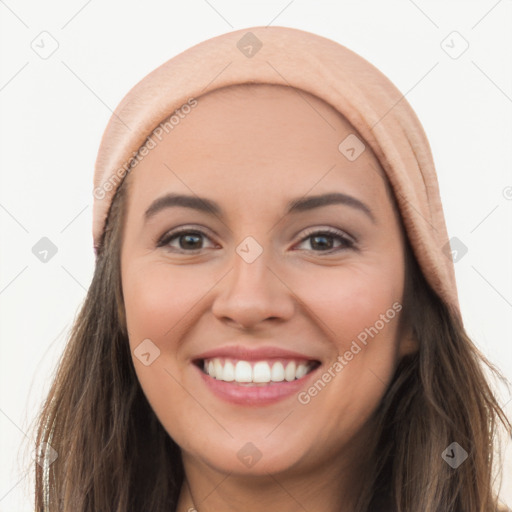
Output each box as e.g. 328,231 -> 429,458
28,159 -> 511,511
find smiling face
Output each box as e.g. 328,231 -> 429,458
120,84 -> 415,481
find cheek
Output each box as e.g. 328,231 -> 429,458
122,261 -> 206,345
297,261 -> 403,346
294,264 -> 403,440
121,261 -> 212,449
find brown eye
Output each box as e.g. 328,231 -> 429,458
296,228 -> 355,253
158,229 -> 216,252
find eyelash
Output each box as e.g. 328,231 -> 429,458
156,226 -> 356,254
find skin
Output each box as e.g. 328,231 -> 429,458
120,84 -> 418,512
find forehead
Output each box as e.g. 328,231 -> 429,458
125,83 -> 395,219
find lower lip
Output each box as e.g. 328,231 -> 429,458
194,363 -> 320,406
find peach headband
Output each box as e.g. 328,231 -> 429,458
92,25 -> 461,319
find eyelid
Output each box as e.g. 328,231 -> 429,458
297,226 -> 356,245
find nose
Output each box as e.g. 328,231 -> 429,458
211,249 -> 295,330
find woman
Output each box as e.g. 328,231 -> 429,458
30,26 -> 511,511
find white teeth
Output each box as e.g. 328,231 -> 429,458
284,361 -> 296,382
223,360 -> 235,381
214,359 -> 223,379
202,358 -> 316,384
207,360 -> 215,378
235,361 -> 252,382
271,361 -> 284,382
253,362 -> 271,383
271,362 -> 285,382
296,363 -> 308,379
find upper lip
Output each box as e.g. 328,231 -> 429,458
193,345 -> 321,363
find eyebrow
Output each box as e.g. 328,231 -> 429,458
144,192 -> 376,224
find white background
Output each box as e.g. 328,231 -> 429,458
0,1 -> 511,510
